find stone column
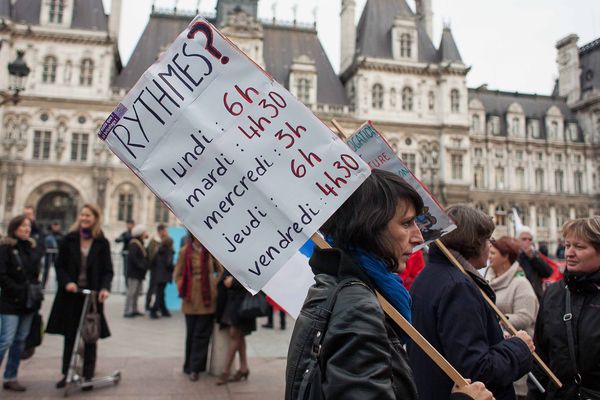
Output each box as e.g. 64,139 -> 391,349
529,204 -> 537,237
549,206 -> 557,246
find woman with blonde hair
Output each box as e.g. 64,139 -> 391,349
528,216 -> 600,399
46,204 -> 114,390
485,236 -> 538,400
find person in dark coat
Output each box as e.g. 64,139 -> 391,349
149,235 -> 174,319
0,215 -> 43,392
527,216 -> 600,400
286,170 -> 493,400
123,225 -> 148,318
46,204 -> 113,389
517,227 -> 553,301
409,205 -> 534,400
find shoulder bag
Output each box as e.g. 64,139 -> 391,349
238,291 -> 270,319
82,293 -> 101,344
13,249 -> 44,310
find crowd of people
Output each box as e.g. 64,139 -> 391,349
0,171 -> 598,400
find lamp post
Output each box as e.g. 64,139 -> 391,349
1,50 -> 30,106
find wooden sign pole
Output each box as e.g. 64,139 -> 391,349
435,240 -> 562,388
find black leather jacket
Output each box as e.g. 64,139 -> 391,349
286,247 -> 472,400
527,269 -> 600,400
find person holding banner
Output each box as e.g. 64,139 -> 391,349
527,216 -> 600,400
286,170 -> 493,400
174,233 -> 221,382
484,237 -> 539,399
409,205 -> 534,400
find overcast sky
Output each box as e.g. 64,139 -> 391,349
103,0 -> 600,95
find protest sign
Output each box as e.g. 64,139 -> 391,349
346,121 -> 456,244
98,16 -> 370,292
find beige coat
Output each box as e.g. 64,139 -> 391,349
173,244 -> 222,315
485,262 -> 539,396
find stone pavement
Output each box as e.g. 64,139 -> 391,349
4,293 -> 293,399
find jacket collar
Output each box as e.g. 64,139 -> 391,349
309,247 -> 375,289
485,262 -> 522,291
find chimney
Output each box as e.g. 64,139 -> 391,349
415,0 -> 433,40
109,0 -> 122,41
340,0 -> 356,72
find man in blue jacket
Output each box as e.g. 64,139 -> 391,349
409,205 -> 534,400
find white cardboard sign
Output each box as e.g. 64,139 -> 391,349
98,17 -> 370,291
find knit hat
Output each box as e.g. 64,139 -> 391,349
131,224 -> 147,238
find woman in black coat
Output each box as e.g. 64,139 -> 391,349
527,216 -> 600,400
46,204 -> 113,389
150,236 -> 174,318
0,215 -> 43,392
286,170 -> 493,400
409,205 -> 534,400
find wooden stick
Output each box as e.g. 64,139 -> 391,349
309,233 -> 468,387
435,240 -> 563,389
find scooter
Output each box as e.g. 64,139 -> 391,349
64,289 -> 121,397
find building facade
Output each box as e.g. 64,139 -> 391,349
0,0 -> 597,248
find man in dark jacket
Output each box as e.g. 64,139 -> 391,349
123,225 -> 148,318
409,205 -> 534,400
115,219 -> 134,289
517,227 -> 553,300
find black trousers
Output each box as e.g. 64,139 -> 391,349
183,314 -> 214,374
151,282 -> 169,314
62,335 -> 97,379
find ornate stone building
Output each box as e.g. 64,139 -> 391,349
0,0 -> 597,249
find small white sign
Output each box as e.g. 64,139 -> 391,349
98,17 -> 370,291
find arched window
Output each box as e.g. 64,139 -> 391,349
511,117 -> 520,136
450,89 -> 460,113
400,33 -> 412,58
79,58 -> 94,86
428,91 -> 435,111
402,87 -> 413,111
49,0 -> 65,23
471,114 -> 480,133
296,78 -> 311,104
118,192 -> 134,222
372,84 -> 383,109
42,56 -> 57,83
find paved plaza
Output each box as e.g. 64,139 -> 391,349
5,293 -> 293,399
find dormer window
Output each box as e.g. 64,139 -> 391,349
372,84 -> 383,109
471,114 -> 480,133
528,119 -> 540,138
296,78 -> 311,104
42,56 -> 57,83
49,0 -> 65,23
511,117 -> 520,136
400,34 -> 412,58
79,58 -> 93,86
488,116 -> 500,135
567,123 -> 578,141
549,121 -> 559,139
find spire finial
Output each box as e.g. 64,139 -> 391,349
195,0 -> 201,14
312,4 -> 318,28
292,3 -> 298,26
271,1 -> 277,23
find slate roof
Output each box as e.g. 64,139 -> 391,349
355,0 -> 439,63
438,27 -> 462,63
0,0 -> 10,18
8,0 -> 107,31
115,12 -> 349,106
469,88 -> 579,139
579,37 -> 600,97
263,25 -> 349,105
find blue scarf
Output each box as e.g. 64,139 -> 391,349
325,237 -> 412,324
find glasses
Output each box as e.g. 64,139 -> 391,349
521,237 -> 533,241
